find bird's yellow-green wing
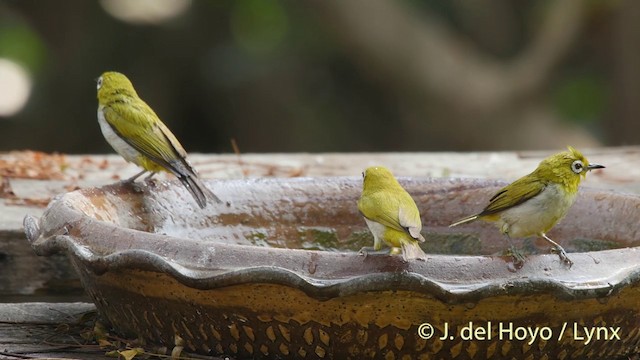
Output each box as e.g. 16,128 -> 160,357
103,100 -> 186,171
358,191 -> 402,230
155,120 -> 188,157
397,193 -> 424,241
480,176 -> 546,216
358,191 -> 423,240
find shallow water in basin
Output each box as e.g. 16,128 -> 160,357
78,178 -> 636,258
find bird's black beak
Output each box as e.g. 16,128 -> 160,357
587,163 -> 605,170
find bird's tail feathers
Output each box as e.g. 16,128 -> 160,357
179,174 -> 222,209
449,214 -> 479,228
401,241 -> 427,261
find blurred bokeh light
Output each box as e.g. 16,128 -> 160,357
230,0 -> 288,55
99,0 -> 191,25
0,59 -> 31,117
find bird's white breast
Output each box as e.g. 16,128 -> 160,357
98,107 -> 142,165
364,217 -> 388,249
497,183 -> 577,238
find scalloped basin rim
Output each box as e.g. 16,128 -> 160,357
25,177 -> 640,303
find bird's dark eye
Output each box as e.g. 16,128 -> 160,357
96,77 -> 103,90
361,171 -> 365,179
571,160 -> 584,174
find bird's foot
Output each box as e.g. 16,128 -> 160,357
506,245 -> 526,269
117,178 -> 139,192
540,233 -> 573,268
118,171 -> 158,193
143,172 -> 157,182
358,246 -> 372,258
118,177 -> 136,186
550,246 -> 573,268
358,246 -> 391,258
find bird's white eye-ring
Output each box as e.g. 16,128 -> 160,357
96,77 -> 103,90
571,160 -> 584,174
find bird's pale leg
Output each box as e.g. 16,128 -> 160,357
358,236 -> 392,258
501,229 -> 525,268
541,233 -> 573,267
358,246 -> 393,258
143,171 -> 157,181
123,169 -> 147,183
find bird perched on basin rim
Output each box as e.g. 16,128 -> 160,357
96,71 -> 220,209
358,166 -> 427,261
449,146 -> 604,267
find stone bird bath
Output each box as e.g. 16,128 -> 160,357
23,177 -> 640,359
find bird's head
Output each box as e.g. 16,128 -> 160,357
536,146 -> 604,190
362,166 -> 401,192
96,71 -> 138,104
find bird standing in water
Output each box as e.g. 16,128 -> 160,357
450,146 -> 604,267
96,71 -> 220,208
358,166 -> 427,261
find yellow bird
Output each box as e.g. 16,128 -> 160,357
96,71 -> 220,209
450,146 -> 604,267
358,166 -> 427,261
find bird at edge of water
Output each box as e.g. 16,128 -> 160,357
96,71 -> 221,209
358,166 -> 427,261
449,146 -> 604,268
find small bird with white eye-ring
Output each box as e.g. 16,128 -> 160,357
449,146 -> 604,268
96,71 -> 221,209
